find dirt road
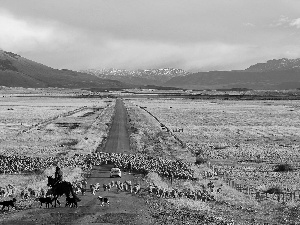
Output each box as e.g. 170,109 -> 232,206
0,98 -> 154,225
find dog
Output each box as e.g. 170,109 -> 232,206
90,183 -> 100,195
65,196 -> 79,208
0,198 -> 17,210
36,197 -> 54,208
80,187 -> 86,195
97,196 -> 109,206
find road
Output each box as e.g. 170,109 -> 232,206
97,98 -> 131,153
1,98 -> 153,225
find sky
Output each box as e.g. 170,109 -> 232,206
1,0 -> 300,72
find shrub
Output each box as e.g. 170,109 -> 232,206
273,163 -> 294,172
264,187 -> 282,194
195,156 -> 207,165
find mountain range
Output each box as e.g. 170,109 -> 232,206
1,49 -> 300,90
163,58 -> 300,90
81,58 -> 300,90
81,68 -> 189,86
245,58 -> 300,72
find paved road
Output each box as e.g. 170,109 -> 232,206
1,98 -> 153,225
98,98 -> 131,153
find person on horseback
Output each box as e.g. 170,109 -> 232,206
54,166 -> 63,184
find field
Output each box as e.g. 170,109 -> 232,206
0,95 -> 115,197
125,97 -> 300,224
2,90 -> 300,224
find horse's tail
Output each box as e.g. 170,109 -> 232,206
70,183 -> 81,202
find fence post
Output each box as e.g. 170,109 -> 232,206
215,168 -> 218,176
256,192 -> 260,201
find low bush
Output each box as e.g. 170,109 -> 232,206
273,163 -> 294,172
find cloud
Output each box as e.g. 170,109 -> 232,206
243,22 -> 255,27
24,33 -> 299,72
62,38 -> 256,71
1,7 -> 300,72
0,10 -> 72,52
271,15 -> 300,29
277,15 -> 290,26
290,18 -> 300,28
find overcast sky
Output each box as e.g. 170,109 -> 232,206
1,0 -> 300,71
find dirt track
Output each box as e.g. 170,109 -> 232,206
0,98 -> 153,225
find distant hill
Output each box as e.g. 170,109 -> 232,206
0,50 -> 131,89
81,68 -> 189,86
164,58 -> 300,90
3,50 -> 300,90
245,58 -> 300,72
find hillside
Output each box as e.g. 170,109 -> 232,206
245,58 -> 300,72
164,59 -> 300,90
3,50 -> 300,90
81,68 -> 189,86
0,50 -> 131,89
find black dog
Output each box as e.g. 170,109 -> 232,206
97,196 -> 109,206
65,196 -> 79,208
36,197 -> 54,208
0,198 -> 17,210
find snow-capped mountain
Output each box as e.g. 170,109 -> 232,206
245,58 -> 300,72
80,68 -> 190,85
164,58 -> 300,90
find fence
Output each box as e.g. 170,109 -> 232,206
139,106 -> 185,147
137,104 -> 300,203
205,162 -> 300,203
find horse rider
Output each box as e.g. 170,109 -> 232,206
54,166 -> 63,184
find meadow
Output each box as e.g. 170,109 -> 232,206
2,92 -> 300,224
0,96 -> 115,199
125,98 -> 300,224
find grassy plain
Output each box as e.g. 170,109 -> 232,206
130,99 -> 300,188
0,95 -> 115,197
126,98 -> 300,224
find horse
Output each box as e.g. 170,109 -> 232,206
47,176 -> 80,207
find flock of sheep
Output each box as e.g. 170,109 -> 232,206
0,151 -> 195,181
86,178 -> 219,204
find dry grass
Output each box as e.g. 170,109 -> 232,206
0,97 -> 114,157
167,198 -> 211,211
128,98 -> 300,189
0,96 -> 115,200
125,101 -> 195,163
126,98 -> 300,224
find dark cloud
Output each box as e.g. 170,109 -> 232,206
1,0 -> 300,71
